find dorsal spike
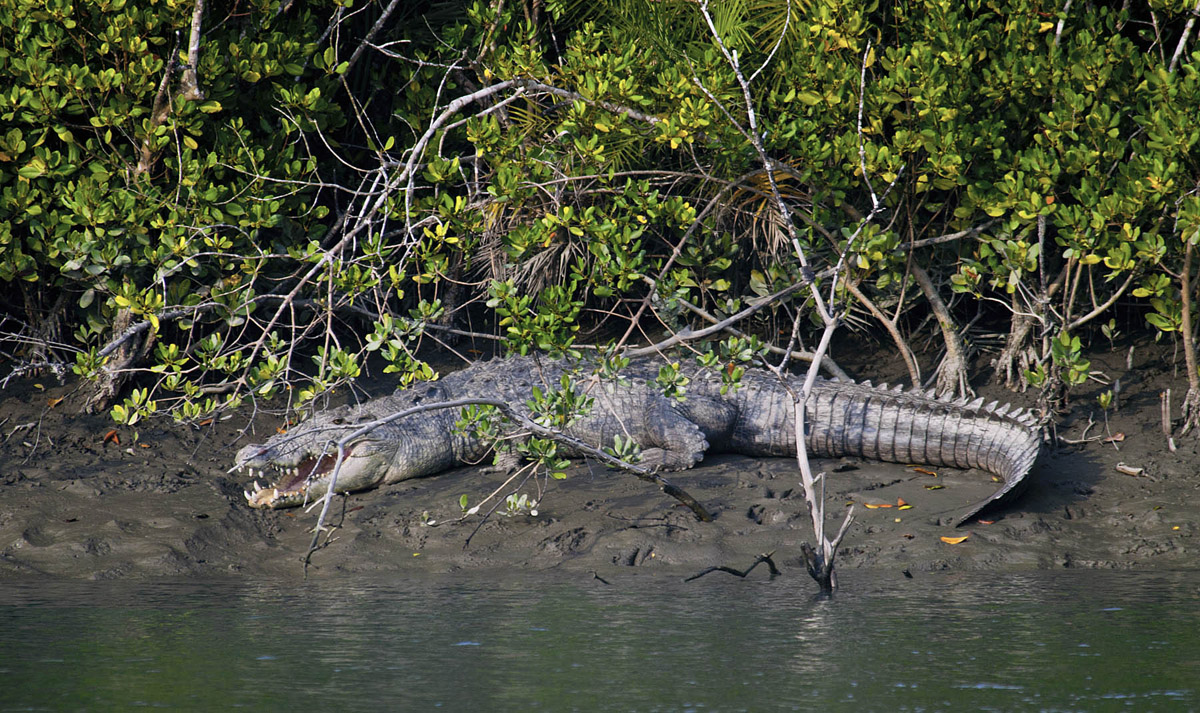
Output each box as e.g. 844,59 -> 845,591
1010,407 -> 1024,419
938,392 -> 955,403
995,404 -> 1011,417
862,379 -> 874,388
985,400 -> 999,413
892,383 -> 905,393
967,397 -> 985,410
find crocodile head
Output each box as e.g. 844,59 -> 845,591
232,408 -> 396,509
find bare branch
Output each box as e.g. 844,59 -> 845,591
1169,0 -> 1200,73
180,0 -> 205,101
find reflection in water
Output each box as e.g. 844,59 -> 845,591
0,571 -> 1197,711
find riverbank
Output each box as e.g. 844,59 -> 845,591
1,339 -> 1196,582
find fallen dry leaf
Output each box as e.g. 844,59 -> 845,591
901,533 -> 915,540
925,484 -> 945,490
47,396 -> 64,408
197,418 -> 214,427
897,497 -> 908,507
103,430 -> 119,445
941,535 -> 970,545
1103,432 -> 1126,443
978,520 -> 995,525
864,503 -> 894,509
911,467 -> 938,476
1115,463 -> 1144,476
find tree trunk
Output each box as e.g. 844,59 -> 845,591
81,308 -> 153,414
909,262 -> 971,397
993,296 -> 1038,391
1179,241 -> 1200,434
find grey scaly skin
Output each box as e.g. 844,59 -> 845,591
233,355 -> 1041,525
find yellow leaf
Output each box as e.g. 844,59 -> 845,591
941,535 -> 970,545
864,502 -> 893,509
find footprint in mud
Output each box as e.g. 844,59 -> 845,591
614,546 -> 655,566
540,527 -> 592,556
84,537 -> 112,556
21,526 -> 55,547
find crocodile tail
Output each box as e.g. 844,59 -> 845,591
806,378 -> 1042,525
954,409 -> 1042,526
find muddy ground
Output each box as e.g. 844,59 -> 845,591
1,338 -> 1196,583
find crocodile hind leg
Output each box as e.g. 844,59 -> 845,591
635,399 -> 711,471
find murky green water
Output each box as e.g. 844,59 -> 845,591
1,570 -> 1197,711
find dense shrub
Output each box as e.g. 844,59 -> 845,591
1,0 -> 1198,426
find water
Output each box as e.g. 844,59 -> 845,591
1,570 -> 1197,712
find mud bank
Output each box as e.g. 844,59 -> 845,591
1,342 -> 1196,582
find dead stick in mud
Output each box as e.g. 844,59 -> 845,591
684,552 -> 781,582
299,397 -> 714,572
695,11 -> 893,591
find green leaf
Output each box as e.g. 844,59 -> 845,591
795,91 -> 822,106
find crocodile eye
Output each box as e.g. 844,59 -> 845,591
332,417 -> 345,425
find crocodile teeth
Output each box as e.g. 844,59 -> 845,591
244,490 -> 253,501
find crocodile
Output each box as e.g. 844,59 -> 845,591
232,355 -> 1041,524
